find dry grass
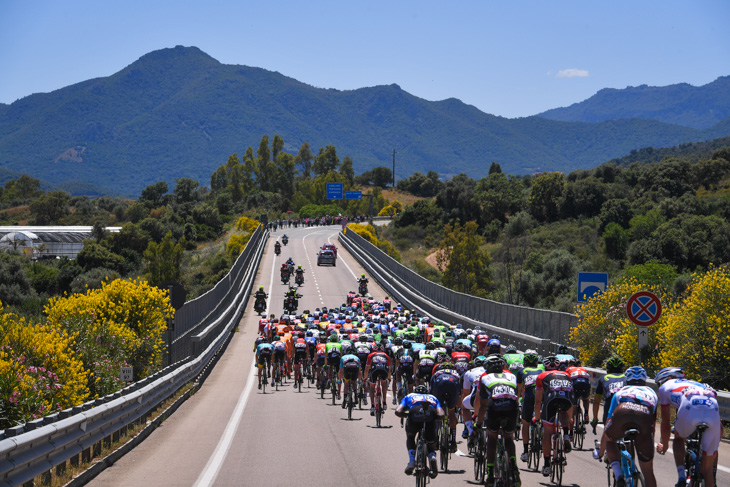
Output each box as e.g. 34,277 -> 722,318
359,186 -> 429,207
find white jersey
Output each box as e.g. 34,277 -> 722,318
657,379 -> 708,409
462,366 -> 486,391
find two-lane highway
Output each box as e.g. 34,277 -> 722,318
87,225 -> 730,487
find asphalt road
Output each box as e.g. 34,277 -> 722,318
87,225 -> 730,487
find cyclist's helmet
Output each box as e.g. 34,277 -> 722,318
415,335 -> 423,343
485,355 -> 505,374
505,345 -> 517,354
393,336 -> 403,345
543,356 -> 560,371
491,334 -> 500,341
305,330 -> 313,337
572,358 -> 582,367
319,335 -> 327,343
425,342 -> 435,350
655,367 -> 685,385
454,342 -> 467,352
358,334 -> 367,343
557,345 -> 569,355
328,334 -> 339,343
624,366 -> 648,385
487,339 -> 501,355
414,385 -> 428,394
435,361 -> 455,372
433,330 -> 441,337
605,356 -> 625,374
523,350 -> 539,367
473,355 -> 487,368
403,340 -> 412,350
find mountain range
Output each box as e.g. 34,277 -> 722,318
1,45 -> 729,196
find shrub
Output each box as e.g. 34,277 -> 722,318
347,223 -> 401,260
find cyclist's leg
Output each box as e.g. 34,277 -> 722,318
381,378 -> 389,408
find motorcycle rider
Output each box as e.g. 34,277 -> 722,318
358,274 -> 369,294
284,286 -> 301,312
295,265 -> 305,285
274,240 -> 281,254
254,286 -> 268,311
282,234 -> 289,245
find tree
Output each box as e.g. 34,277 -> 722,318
436,221 -> 493,296
436,173 -> 481,224
370,166 -> 393,188
272,134 -> 284,160
313,146 -> 339,177
0,253 -> 35,306
475,172 -> 524,223
488,162 -> 502,175
295,142 -> 314,179
527,172 -> 565,222
603,222 -> 630,261
140,182 -> 168,208
340,156 -> 355,184
76,242 -> 126,273
143,231 -> 185,285
174,178 -> 200,204
29,190 -> 70,225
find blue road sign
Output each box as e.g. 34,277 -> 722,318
326,182 -> 343,200
345,191 -> 363,200
577,272 -> 608,302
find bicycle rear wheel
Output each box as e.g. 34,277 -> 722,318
632,470 -> 646,487
415,439 -> 427,487
530,426 -> 541,471
574,409 -> 585,449
440,422 -> 449,472
261,369 -> 267,394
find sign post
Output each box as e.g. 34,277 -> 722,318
626,290 -> 662,352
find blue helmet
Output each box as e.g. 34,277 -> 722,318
624,366 -> 648,385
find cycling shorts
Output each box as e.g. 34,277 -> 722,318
274,350 -> 287,363
256,354 -> 271,368
316,356 -> 326,368
573,378 -> 591,399
521,396 -> 535,422
398,365 -> 415,384
604,402 -> 656,462
674,395 -> 721,456
487,404 -> 519,434
294,351 -> 307,364
431,374 -> 460,410
541,394 -> 573,426
417,363 -> 434,380
405,418 -> 438,444
343,366 -> 360,381
369,364 -> 389,382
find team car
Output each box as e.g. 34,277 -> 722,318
317,249 -> 336,266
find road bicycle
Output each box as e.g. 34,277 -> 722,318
319,365 -> 329,399
413,420 -> 430,487
330,372 -> 339,406
260,364 -> 268,394
344,379 -> 356,420
595,428 -> 646,487
685,422 -> 710,487
473,424 -> 487,482
305,358 -> 314,388
273,360 -> 283,391
293,359 -> 303,392
550,404 -> 568,486
528,419 -> 543,472
374,380 -> 385,427
357,378 -> 366,410
438,415 -> 450,472
572,400 -> 587,450
494,432 -> 517,487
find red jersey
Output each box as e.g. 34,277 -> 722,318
451,351 -> 471,363
366,351 -> 391,368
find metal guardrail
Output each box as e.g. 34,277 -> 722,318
339,228 -> 730,421
0,227 -> 268,486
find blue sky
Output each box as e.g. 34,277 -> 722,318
1,0 -> 728,118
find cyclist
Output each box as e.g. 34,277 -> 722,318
504,344 -> 524,375
566,358 -> 591,438
338,353 -> 362,409
254,337 -> 274,389
593,366 -> 658,487
325,334 -> 343,398
430,361 -> 461,452
395,384 -> 445,479
461,355 -> 487,443
555,344 -> 575,367
271,335 -> 288,386
394,338 -> 415,403
414,343 -> 436,388
517,349 -> 544,462
592,356 -> 625,429
315,335 -> 328,388
364,342 -> 392,416
534,355 -> 574,477
474,355 -> 521,486
475,333 -> 490,355
655,367 -> 721,487
292,334 -> 308,384
487,338 -> 502,356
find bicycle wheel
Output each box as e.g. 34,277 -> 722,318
415,438 -> 427,487
261,369 -> 267,394
440,422 -> 449,472
632,470 -> 646,487
499,445 -> 512,487
530,425 -> 541,472
347,389 -> 354,420
275,367 -> 280,391
574,409 -> 585,449
331,381 -> 337,405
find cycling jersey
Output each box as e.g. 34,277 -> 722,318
566,365 -> 591,398
605,385 -> 658,463
595,373 -> 625,423
366,351 -> 391,382
607,385 -> 658,417
430,368 -> 461,409
479,371 -> 519,433
340,354 -> 362,381
660,380 -> 721,455
536,370 -> 574,424
451,351 -> 471,364
517,366 -> 543,421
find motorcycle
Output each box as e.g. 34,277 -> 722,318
283,293 -> 300,314
282,236 -> 289,246
254,296 -> 267,313
295,272 -> 304,286
281,268 -> 290,285
358,280 -> 368,296
274,243 -> 281,256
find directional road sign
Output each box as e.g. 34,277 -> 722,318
577,272 -> 608,302
626,291 -> 662,327
345,191 -> 363,200
326,182 -> 343,200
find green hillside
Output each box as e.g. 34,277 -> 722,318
1,46 -> 729,196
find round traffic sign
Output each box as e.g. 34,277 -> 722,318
626,291 -> 662,327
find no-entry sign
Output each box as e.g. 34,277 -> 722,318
627,291 -> 662,327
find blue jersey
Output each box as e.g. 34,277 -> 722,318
340,354 -> 361,368
256,343 -> 274,356
400,393 -> 443,411
411,343 -> 426,355
555,353 -> 575,364
455,338 -> 473,349
607,385 -> 658,418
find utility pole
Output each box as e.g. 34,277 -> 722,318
392,149 -> 396,188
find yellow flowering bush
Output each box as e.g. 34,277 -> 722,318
378,205 -> 397,217
0,303 -> 88,428
235,216 -> 259,234
571,278 -> 668,370
656,265 -> 730,389
226,233 -> 251,259
347,223 -> 401,260
46,278 -> 173,383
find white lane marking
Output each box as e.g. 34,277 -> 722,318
193,359 -> 256,487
